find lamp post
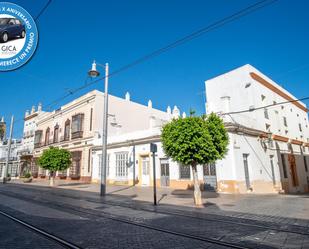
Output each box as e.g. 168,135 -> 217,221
88,61 -> 109,196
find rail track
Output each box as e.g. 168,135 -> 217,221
0,189 -> 252,249
1,185 -> 308,249
0,209 -> 81,249
4,185 -> 308,237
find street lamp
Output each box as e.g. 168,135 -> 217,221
88,60 -> 109,196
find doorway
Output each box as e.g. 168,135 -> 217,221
243,154 -> 251,190
203,163 -> 217,191
160,158 -> 170,187
141,156 -> 150,186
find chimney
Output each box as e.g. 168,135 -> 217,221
25,110 -> 29,117
182,112 -> 186,118
167,106 -> 171,115
31,105 -> 35,114
172,106 -> 180,118
38,103 -> 42,112
148,100 -> 152,108
125,92 -> 130,101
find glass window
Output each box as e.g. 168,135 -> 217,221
64,119 -> 70,140
179,165 -> 191,179
45,128 -> 50,145
72,114 -> 84,133
54,125 -> 59,143
299,123 -> 302,132
283,117 -> 288,127
264,108 -> 269,119
34,130 -> 42,145
115,152 -> 128,178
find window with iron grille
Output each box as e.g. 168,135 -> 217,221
115,152 -> 128,178
71,114 -> 84,139
179,165 -> 191,179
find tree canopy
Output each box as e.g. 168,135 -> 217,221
38,147 -> 72,173
161,113 -> 229,166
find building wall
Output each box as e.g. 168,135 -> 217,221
91,128 -> 206,190
32,90 -> 176,181
205,64 -> 309,193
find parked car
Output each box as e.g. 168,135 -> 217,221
0,18 -> 25,43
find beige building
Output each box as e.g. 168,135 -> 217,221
32,90 -> 172,182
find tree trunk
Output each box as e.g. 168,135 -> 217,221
49,171 -> 55,187
191,163 -> 202,206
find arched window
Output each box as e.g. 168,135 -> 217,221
54,124 -> 59,143
45,127 -> 50,145
64,119 -> 70,141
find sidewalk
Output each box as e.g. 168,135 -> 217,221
10,178 -> 309,221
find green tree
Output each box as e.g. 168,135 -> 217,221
38,147 -> 72,186
161,113 -> 228,205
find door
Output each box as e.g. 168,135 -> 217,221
141,157 -> 150,186
243,154 -> 251,190
160,158 -> 170,187
288,154 -> 299,192
203,163 -> 217,191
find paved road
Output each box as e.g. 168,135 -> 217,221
0,183 -> 309,249
0,213 -> 64,249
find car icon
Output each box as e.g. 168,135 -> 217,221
0,18 -> 26,43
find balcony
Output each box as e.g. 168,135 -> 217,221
71,131 -> 83,139
34,142 -> 42,149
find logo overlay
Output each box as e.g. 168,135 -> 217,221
0,2 -> 38,71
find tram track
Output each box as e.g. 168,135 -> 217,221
0,189 -> 255,249
0,209 -> 82,249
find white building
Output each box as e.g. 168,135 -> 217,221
18,103 -> 46,175
91,106 -> 205,189
205,64 -> 309,193
0,138 -> 22,177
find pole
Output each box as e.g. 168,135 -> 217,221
100,63 -> 109,196
2,115 -> 14,184
132,144 -> 135,186
152,151 -> 157,205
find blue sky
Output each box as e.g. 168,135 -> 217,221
1,0 -> 309,137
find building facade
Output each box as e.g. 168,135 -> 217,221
205,64 -> 309,193
18,103 -> 46,175
32,90 -> 175,182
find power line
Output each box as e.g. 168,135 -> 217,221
35,0 -> 52,21
12,0 -> 279,127
221,96 -> 309,115
42,0 -> 279,110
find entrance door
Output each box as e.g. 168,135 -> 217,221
288,154 -> 299,192
160,158 -> 170,187
203,163 -> 217,191
243,154 -> 251,190
141,157 -> 150,186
